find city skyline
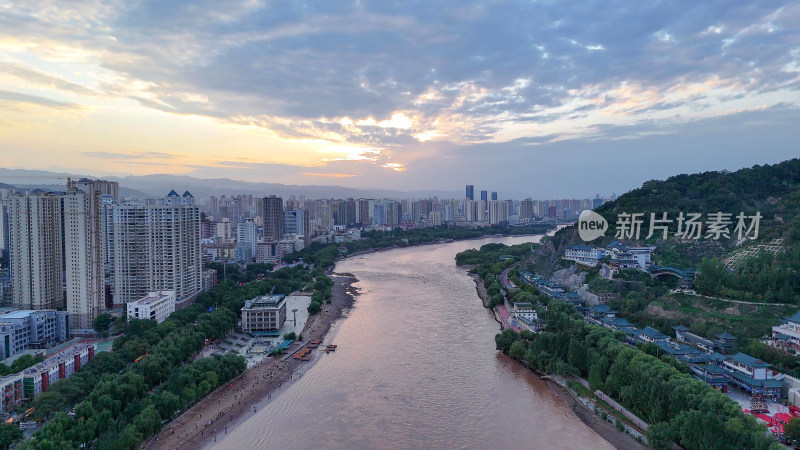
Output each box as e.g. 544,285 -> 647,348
0,2 -> 798,196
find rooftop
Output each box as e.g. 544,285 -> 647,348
639,326 -> 668,340
243,294 -> 287,310
728,352 -> 771,368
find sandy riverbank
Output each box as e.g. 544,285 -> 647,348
147,272 -> 358,450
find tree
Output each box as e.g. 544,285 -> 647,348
93,313 -> 113,334
307,301 -> 321,314
0,423 -> 22,449
785,417 -> 800,443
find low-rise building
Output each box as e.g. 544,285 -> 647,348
0,310 -> 69,361
771,311 -> 800,352
564,245 -> 606,266
0,373 -> 23,415
22,343 -> 96,398
241,295 -> 287,335
202,269 -> 218,292
511,302 -> 537,322
126,291 -> 176,324
637,326 -> 669,343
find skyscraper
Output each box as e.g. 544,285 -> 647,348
262,195 -> 284,239
112,191 -> 201,305
64,180 -> 106,329
480,190 -> 488,203
10,192 -> 64,310
491,192 -> 498,201
465,185 -> 474,201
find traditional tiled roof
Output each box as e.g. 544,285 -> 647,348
728,352 -> 771,368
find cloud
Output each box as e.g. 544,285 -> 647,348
0,89 -> 83,110
1,1 -> 799,192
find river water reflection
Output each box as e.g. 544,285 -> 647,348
216,235 -> 611,449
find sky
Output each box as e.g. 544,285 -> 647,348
0,1 -> 799,197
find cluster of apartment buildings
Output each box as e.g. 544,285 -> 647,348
0,182 -> 204,335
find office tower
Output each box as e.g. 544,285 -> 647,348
465,185 -> 474,201
491,192 -> 498,201
488,200 -> 509,225
283,209 -> 304,235
64,180 -> 106,329
373,204 -> 385,226
480,191 -> 488,203
112,191 -> 201,305
10,192 -> 64,310
262,195 -> 284,239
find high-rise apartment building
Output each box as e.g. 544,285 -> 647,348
112,191 -> 201,305
465,185 -> 474,201
488,200 -> 509,225
262,196 -> 284,239
237,218 -> 258,254
520,199 -> 534,222
10,192 -> 64,310
63,182 -> 105,329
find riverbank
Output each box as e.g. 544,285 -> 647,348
545,380 -> 646,450
464,269 -> 644,450
148,272 -> 358,450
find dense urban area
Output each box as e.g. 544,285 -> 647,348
0,158 -> 797,448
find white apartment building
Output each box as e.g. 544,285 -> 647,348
126,290 -> 176,324
64,183 -> 106,330
10,192 -> 64,310
112,191 -> 201,305
237,218 -> 258,256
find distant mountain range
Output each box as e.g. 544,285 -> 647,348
0,168 -> 529,200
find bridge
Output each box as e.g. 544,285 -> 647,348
648,265 -> 696,287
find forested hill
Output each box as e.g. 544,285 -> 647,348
595,158 -> 800,242
546,158 -> 800,303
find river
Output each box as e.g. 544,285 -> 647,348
215,235 -> 612,449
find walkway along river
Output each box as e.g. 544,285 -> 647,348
214,235 -> 613,449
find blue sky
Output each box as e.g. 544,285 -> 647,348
0,1 -> 798,197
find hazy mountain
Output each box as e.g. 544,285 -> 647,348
0,169 -> 529,199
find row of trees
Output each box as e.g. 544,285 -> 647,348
495,302 -> 779,450
21,267 -> 315,449
290,224 -> 554,270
